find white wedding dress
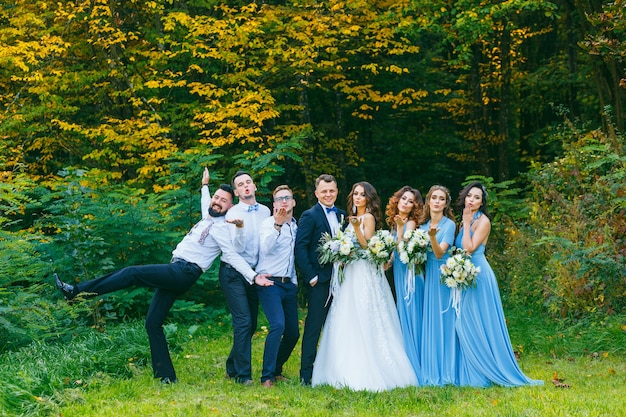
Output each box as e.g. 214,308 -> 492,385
312,223 -> 418,391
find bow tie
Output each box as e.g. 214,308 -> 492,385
247,203 -> 259,212
325,206 -> 338,214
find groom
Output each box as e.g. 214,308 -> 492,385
295,174 -> 346,386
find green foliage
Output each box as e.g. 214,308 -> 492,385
61,168 -> 239,320
501,122 -> 625,317
0,321 -> 151,415
505,304 -> 626,357
0,228 -> 93,351
0,288 -> 102,358
32,168 -> 180,319
578,0 -> 626,131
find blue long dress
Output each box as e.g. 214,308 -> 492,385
455,213 -> 543,387
420,216 -> 460,386
393,227 -> 424,382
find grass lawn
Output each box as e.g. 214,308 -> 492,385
50,320 -> 625,417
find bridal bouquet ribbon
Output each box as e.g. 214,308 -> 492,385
397,229 -> 429,304
318,229 -> 361,302
366,229 -> 396,269
440,247 -> 480,317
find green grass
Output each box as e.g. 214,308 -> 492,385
54,339 -> 625,417
2,311 -> 626,417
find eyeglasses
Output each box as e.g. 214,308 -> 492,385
273,195 -> 293,202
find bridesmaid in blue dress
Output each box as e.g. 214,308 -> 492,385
419,185 -> 460,386
385,186 -> 424,380
454,182 -> 543,387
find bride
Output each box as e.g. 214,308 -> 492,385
312,181 -> 418,391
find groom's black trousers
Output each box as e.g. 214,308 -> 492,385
300,281 -> 331,383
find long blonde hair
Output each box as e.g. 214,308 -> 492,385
418,185 -> 455,225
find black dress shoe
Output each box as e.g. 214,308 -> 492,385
160,377 -> 177,384
54,273 -> 76,300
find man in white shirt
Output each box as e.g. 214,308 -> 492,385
220,170 -> 271,385
55,169 -> 260,384
254,185 -> 299,387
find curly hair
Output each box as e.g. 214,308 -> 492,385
384,186 -> 424,228
346,181 -> 383,230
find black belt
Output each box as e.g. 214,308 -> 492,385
268,276 -> 291,283
171,257 -> 202,274
221,261 -> 257,270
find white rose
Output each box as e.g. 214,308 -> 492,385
445,277 -> 457,288
339,244 -> 351,256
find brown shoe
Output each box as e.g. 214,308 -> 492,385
274,375 -> 288,382
262,379 -> 274,388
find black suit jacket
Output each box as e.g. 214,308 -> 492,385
295,203 -> 347,286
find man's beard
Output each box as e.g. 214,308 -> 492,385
208,207 -> 227,217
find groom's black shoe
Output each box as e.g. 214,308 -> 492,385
54,273 -> 77,300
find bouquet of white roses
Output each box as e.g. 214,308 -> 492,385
440,247 -> 480,317
366,229 -> 396,267
440,247 -> 480,290
318,228 -> 360,266
318,228 -> 361,290
397,228 -> 429,276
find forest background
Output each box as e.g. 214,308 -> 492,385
0,0 -> 624,415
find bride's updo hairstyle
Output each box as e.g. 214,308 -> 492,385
347,181 -> 383,230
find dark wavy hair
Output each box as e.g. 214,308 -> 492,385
456,181 -> 490,219
418,185 -> 455,225
385,186 -> 424,229
346,181 -> 383,230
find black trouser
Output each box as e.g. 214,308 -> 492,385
77,260 -> 202,380
218,262 -> 259,383
300,282 -> 331,383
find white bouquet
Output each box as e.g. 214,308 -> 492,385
440,247 -> 480,290
366,229 -> 396,267
440,247 -> 480,317
397,228 -> 429,276
318,228 -> 361,286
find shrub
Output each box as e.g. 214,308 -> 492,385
505,123 -> 625,317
